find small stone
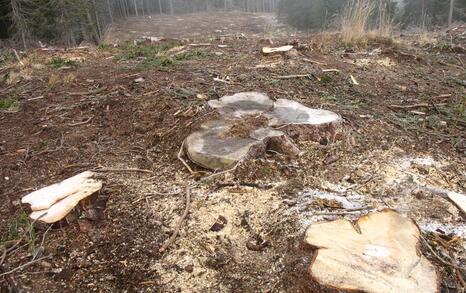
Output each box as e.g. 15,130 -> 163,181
185,265 -> 194,273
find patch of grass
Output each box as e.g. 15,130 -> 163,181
133,49 -> 210,70
97,43 -> 115,52
320,74 -> 333,84
1,212 -> 31,243
117,41 -> 181,61
341,0 -> 394,47
319,91 -> 338,102
50,57 -> 79,69
173,49 -> 210,61
136,57 -> 175,70
47,74 -> 60,90
0,97 -> 19,112
63,73 -> 76,85
0,49 -> 15,68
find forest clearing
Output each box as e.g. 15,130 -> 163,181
0,8 -> 465,293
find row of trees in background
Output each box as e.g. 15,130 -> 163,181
0,0 -> 279,47
278,0 -> 465,30
0,0 -> 464,47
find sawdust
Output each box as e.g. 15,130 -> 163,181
221,115 -> 270,139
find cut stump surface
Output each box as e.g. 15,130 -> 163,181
186,92 -> 342,170
304,209 -> 439,293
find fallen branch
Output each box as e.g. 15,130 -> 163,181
94,168 -> 154,174
350,75 -> 359,85
177,140 -> 195,174
68,87 -> 107,96
0,245 -> 5,266
322,69 -> 340,73
13,49 -> 24,66
199,161 -> 240,183
421,185 -> 466,215
302,58 -> 327,65
389,103 -> 430,109
67,116 -> 94,127
159,186 -> 191,253
0,255 -> 51,277
274,74 -> 312,80
314,207 -> 372,216
420,236 -> 464,271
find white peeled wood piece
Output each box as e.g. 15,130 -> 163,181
423,185 -> 466,215
29,180 -> 103,224
262,45 -> 293,54
21,171 -> 96,211
446,191 -> 466,214
305,210 -> 439,293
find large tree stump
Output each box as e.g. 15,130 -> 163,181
186,92 -> 342,170
304,210 -> 439,293
185,119 -> 298,170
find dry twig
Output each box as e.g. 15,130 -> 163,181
273,74 -> 312,80
159,186 -> 192,253
68,116 -> 94,127
177,140 -> 195,174
12,49 -> 24,66
0,255 -> 52,277
94,167 -> 154,174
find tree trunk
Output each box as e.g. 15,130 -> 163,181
106,0 -> 114,23
169,0 -> 174,15
92,0 -> 102,39
158,0 -> 162,13
448,0 -> 454,26
421,0 -> 426,27
133,0 -> 139,16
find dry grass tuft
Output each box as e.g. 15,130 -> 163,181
341,0 -> 375,44
341,0 -> 395,46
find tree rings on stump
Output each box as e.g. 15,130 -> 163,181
304,209 -> 439,293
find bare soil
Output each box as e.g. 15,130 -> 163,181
0,13 -> 465,293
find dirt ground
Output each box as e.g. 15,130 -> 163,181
0,12 -> 465,292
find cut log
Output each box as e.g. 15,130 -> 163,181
262,45 -> 294,54
22,171 -> 97,211
22,171 -> 103,223
304,209 -> 439,293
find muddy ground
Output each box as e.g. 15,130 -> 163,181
0,12 -> 465,292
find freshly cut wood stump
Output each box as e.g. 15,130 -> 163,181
207,92 -> 274,117
186,92 -> 342,170
268,98 -> 342,142
185,119 -> 298,170
304,210 -> 439,293
22,171 -> 103,224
